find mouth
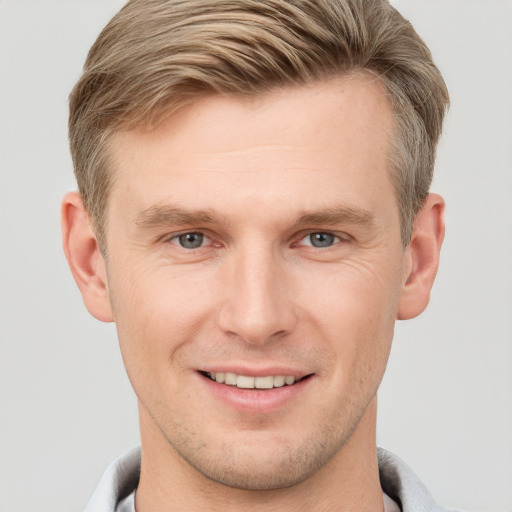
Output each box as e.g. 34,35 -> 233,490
200,371 -> 312,390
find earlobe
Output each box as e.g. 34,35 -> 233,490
61,191 -> 114,322
397,193 -> 445,320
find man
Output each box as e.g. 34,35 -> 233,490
61,0 -> 450,510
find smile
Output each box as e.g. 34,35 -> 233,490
205,372 -> 304,389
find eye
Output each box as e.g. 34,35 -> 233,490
171,232 -> 209,249
300,232 -> 340,248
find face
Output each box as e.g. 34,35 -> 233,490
104,76 -> 409,489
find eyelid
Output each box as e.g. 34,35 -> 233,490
302,232 -> 338,246
164,230 -> 212,246
294,230 -> 351,248
161,229 -> 349,248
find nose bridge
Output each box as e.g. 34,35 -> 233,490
217,242 -> 295,344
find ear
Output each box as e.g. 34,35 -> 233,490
61,191 -> 114,322
397,193 -> 445,320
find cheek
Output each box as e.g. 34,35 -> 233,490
300,259 -> 401,379
112,255 -> 216,323
108,261 -> 220,381
301,254 -> 403,324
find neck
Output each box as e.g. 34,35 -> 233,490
136,398 -> 383,512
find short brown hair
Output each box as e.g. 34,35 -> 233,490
69,0 -> 449,250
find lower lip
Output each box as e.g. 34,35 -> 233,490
199,373 -> 312,414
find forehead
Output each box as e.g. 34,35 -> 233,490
118,73 -> 392,152
108,75 -> 396,224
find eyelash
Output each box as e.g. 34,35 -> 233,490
296,232 -> 342,248
165,230 -> 347,250
167,231 -> 213,249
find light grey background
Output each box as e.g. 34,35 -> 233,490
0,1 -> 511,511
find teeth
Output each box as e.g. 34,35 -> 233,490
237,375 -> 255,388
273,375 -> 285,387
225,372 -> 237,385
255,376 -> 274,389
207,372 -> 298,389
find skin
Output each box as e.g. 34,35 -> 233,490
62,75 -> 444,512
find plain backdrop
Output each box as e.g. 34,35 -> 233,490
0,1 -> 511,511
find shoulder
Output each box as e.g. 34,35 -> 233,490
378,448 -> 457,512
84,446 -> 141,512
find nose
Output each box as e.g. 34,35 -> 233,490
216,246 -> 297,345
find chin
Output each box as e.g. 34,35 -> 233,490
188,457 -> 319,491
172,430 -> 345,491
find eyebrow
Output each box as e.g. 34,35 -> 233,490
294,207 -> 375,227
135,204 -> 230,228
134,203 -> 375,229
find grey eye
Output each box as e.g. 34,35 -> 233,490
309,232 -> 336,247
177,232 -> 204,249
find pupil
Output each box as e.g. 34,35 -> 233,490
179,233 -> 203,249
310,233 -> 334,247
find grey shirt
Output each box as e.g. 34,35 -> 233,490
85,446 -> 453,512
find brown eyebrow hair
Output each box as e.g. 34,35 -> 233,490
135,204 -> 231,228
135,203 -> 374,229
294,207 -> 375,227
